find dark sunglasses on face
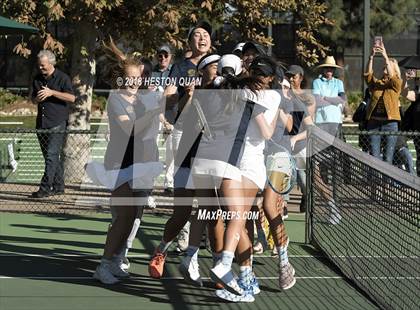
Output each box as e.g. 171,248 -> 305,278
158,53 -> 169,59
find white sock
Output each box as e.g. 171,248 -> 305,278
239,265 -> 252,278
220,251 -> 234,268
277,245 -> 289,267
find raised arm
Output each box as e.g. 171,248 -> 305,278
365,47 -> 375,75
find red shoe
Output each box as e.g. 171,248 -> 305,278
149,251 -> 166,279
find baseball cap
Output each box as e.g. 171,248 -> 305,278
188,21 -> 212,41
157,44 -> 172,54
233,42 -> 246,54
197,53 -> 221,71
249,56 -> 276,77
217,54 -> 243,77
286,65 -> 304,76
242,42 -> 267,56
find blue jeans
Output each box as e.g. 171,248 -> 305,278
366,120 -> 398,164
394,147 -> 415,175
37,122 -> 67,193
414,138 -> 420,177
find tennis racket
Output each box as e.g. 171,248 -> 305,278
265,139 -> 297,195
192,97 -> 214,140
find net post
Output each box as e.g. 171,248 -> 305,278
305,125 -> 314,244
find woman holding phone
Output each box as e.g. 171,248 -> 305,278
364,42 -> 402,164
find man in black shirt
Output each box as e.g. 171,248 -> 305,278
31,50 -> 75,198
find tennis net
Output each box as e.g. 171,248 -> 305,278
306,126 -> 420,310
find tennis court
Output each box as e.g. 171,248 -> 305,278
1,127 -> 418,309
0,211 -> 378,310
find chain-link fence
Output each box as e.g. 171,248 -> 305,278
0,127 -> 419,214
0,129 -> 109,213
342,129 -> 420,177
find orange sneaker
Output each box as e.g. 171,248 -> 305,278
149,251 -> 166,278
215,282 -> 224,289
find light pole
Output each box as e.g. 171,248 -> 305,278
362,0 -> 370,93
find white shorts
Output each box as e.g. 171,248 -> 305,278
239,152 -> 266,190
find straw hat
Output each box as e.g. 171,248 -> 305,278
316,56 -> 343,69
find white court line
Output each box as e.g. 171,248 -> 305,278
0,276 -> 418,280
0,253 -> 324,258
0,276 -> 343,280
0,122 -> 23,125
1,253 -> 417,259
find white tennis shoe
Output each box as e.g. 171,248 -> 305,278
179,256 -> 203,287
210,263 -> 243,296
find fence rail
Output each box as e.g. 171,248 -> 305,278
0,128 -> 419,214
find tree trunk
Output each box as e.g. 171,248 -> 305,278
63,21 -> 97,184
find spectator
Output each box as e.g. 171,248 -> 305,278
393,136 -> 415,175
313,56 -> 347,139
353,88 -> 370,153
152,44 -> 175,192
31,50 -> 75,198
401,67 -> 420,176
241,42 -> 266,75
152,44 -> 173,92
364,44 -> 402,164
286,65 -> 315,213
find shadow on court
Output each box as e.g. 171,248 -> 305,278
0,212 -> 379,310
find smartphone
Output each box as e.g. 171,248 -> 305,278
374,36 -> 383,48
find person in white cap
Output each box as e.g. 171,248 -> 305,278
176,53 -> 223,288
179,55 -> 286,303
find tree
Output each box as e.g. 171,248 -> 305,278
320,0 -> 418,54
1,0 -> 124,182
1,0 -> 332,181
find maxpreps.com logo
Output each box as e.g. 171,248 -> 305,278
197,209 -> 259,221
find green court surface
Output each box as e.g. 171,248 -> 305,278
0,212 -> 378,310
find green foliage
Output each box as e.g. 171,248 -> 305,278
320,0 -> 418,52
0,88 -> 24,110
91,93 -> 107,112
346,91 -> 363,113
1,0 -> 332,66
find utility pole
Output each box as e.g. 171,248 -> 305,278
268,8 -> 273,56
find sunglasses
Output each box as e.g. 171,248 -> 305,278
158,53 -> 169,59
